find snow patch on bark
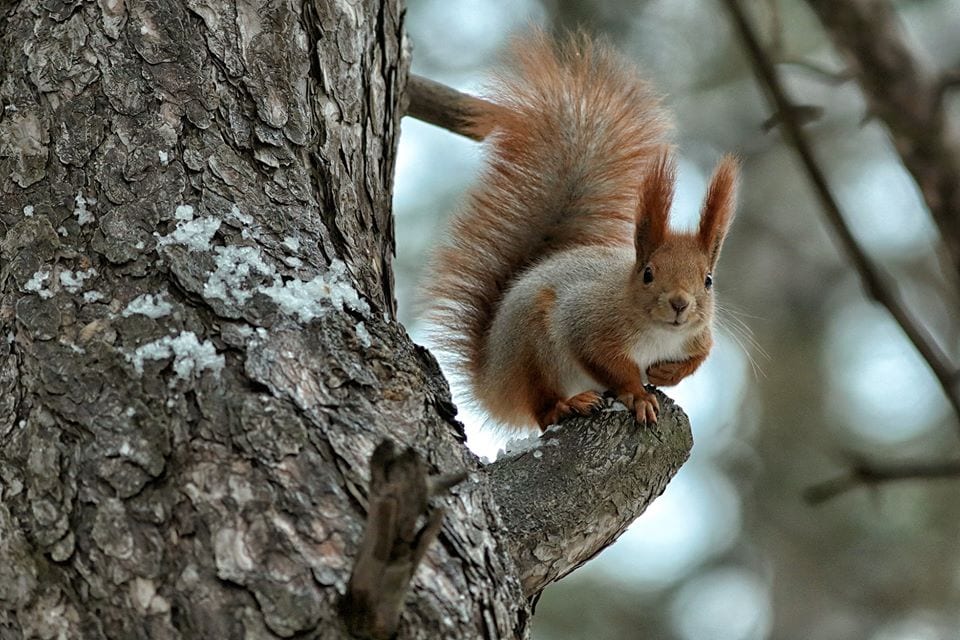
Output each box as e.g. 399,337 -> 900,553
229,204 -> 253,226
157,215 -> 221,252
74,192 -> 93,225
59,268 -> 97,293
23,269 -> 53,298
122,293 -> 174,318
128,331 -> 224,379
174,204 -> 195,221
201,239 -> 367,319
259,259 -> 369,320
355,322 -> 372,347
204,245 -> 273,305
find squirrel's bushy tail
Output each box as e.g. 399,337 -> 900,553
425,30 -> 671,391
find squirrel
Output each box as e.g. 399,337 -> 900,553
425,30 -> 739,432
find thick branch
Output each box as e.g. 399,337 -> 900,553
721,0 -> 960,431
483,391 -> 693,596
805,0 -> 960,279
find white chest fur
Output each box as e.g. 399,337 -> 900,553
629,326 -> 691,370
557,326 -> 693,398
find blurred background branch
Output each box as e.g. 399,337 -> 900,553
404,74 -> 493,141
722,0 -> 960,441
804,454 -> 960,505
804,0 -> 960,281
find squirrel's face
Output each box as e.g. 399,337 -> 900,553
631,154 -> 738,333
633,235 -> 715,331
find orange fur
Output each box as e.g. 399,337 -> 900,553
426,30 -> 670,394
646,354 -> 706,386
523,287 -> 606,430
699,155 -> 740,267
635,153 -> 676,265
424,30 -> 739,430
577,350 -> 659,425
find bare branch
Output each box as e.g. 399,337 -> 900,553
804,457 -> 960,504
804,0 -> 960,279
341,440 -> 464,639
721,0 -> 960,433
484,392 -> 693,597
404,74 -> 498,141
761,104 -> 824,132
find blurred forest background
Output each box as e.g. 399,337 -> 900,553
393,1 -> 960,638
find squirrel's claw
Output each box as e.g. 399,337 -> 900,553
617,390 -> 659,426
637,397 -> 659,426
536,391 -> 605,430
565,390 -> 605,416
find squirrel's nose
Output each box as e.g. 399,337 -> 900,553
669,296 -> 689,314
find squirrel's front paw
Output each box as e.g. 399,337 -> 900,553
536,391 -> 604,430
647,353 -> 708,386
564,390 -> 605,415
617,389 -> 659,425
646,361 -> 687,386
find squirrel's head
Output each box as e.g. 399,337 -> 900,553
632,153 -> 739,332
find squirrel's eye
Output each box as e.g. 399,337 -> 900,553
642,266 -> 654,284
705,273 -> 713,289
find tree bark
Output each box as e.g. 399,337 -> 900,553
486,394 -> 692,596
0,2 -> 692,638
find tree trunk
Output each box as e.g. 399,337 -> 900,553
0,2 -> 692,638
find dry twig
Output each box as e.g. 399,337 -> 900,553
341,440 -> 464,639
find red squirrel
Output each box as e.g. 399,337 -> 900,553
425,31 -> 739,432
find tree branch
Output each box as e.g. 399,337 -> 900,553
933,68 -> 960,107
721,0 -> 960,433
804,457 -> 960,505
341,440 -> 463,639
804,0 -> 960,279
483,391 -> 693,597
404,74 -> 497,141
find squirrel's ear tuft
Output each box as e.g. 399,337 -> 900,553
635,151 -> 676,266
698,154 -> 739,268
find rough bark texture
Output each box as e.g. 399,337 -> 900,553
0,1 -> 692,638
0,1 -> 528,637
486,393 -> 692,596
